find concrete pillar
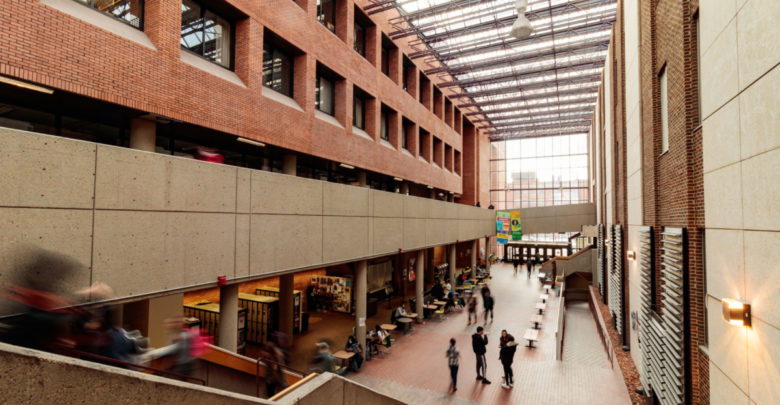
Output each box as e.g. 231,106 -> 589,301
415,250 -> 424,321
401,182 -> 410,195
471,240 -> 477,268
129,117 -> 156,152
218,284 -> 239,352
354,260 -> 367,349
485,237 -> 491,272
283,153 -> 297,175
357,171 -> 367,187
261,158 -> 271,171
279,274 -> 294,342
449,244 -> 457,288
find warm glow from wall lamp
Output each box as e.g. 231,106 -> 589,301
236,137 -> 265,147
427,185 -> 434,189
393,177 -> 403,182
339,163 -> 355,170
722,298 -> 751,327
0,75 -> 54,94
627,251 -> 636,260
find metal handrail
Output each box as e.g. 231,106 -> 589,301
67,349 -> 206,385
256,356 -> 308,397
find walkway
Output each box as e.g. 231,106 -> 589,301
347,262 -> 632,405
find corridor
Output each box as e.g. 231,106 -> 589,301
347,262 -> 632,405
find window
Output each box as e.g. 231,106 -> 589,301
315,75 -> 334,115
660,65 -> 669,153
380,110 -> 388,141
354,22 -> 366,56
381,48 -> 389,76
263,44 -> 294,97
353,88 -> 366,129
317,0 -> 335,32
181,0 -> 232,68
694,13 -> 701,125
75,0 -> 144,29
401,120 -> 410,150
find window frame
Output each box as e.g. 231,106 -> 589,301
317,0 -> 336,33
180,0 -> 235,70
353,90 -> 366,130
315,75 -> 335,116
354,21 -> 367,57
262,43 -> 295,97
659,64 -> 669,154
74,0 -> 145,29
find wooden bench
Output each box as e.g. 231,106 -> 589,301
539,293 -> 549,303
523,328 -> 539,348
530,314 -> 543,329
535,302 -> 546,314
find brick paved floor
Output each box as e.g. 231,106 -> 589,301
346,262 -> 632,405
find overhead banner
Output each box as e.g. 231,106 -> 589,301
496,211 -> 510,244
510,210 -> 522,240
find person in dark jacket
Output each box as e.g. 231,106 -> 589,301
471,326 -> 491,384
499,335 -> 518,388
483,291 -> 494,324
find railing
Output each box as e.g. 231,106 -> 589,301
255,356 -> 308,397
554,281 -> 566,361
268,372 -> 320,401
67,349 -> 206,385
588,285 -> 614,369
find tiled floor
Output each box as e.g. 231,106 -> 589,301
344,263 -> 632,405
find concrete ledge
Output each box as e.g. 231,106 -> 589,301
0,342 -> 271,404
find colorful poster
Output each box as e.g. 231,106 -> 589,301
510,210 -> 522,240
496,211 -> 510,244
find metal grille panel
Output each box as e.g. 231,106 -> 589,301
640,227 -> 686,405
607,224 -> 623,335
597,224 -> 605,296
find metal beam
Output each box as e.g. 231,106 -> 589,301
467,96 -> 597,116
475,107 -> 595,123
439,55 -> 606,88
488,129 -> 589,141
457,84 -> 599,108
452,73 -> 602,99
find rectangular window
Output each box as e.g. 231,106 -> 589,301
181,0 -> 232,69
381,48 -> 389,76
380,111 -> 388,141
317,0 -> 335,32
353,92 -> 365,129
660,65 -> 669,153
401,123 -> 408,149
262,44 -> 294,97
695,13 -> 702,125
75,0 -> 144,29
354,22 -> 366,56
315,75 -> 334,115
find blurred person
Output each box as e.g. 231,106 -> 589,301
194,147 -> 224,164
163,315 -> 212,377
513,257 -> 520,274
446,338 -> 460,393
311,340 -> 346,375
466,294 -> 477,326
260,340 -> 288,397
483,290 -> 494,325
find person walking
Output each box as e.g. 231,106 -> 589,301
499,335 -> 518,388
483,291 -> 494,324
526,259 -> 533,279
471,326 -> 491,384
467,294 -> 478,326
512,258 -> 519,274
446,338 -> 460,393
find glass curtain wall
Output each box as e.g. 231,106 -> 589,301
490,134 -> 590,210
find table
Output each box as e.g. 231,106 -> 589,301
543,285 -> 552,293
530,314 -> 543,329
433,300 -> 447,306
380,323 -> 397,331
539,293 -> 549,303
397,317 -> 413,335
332,350 -> 355,369
535,302 -> 546,314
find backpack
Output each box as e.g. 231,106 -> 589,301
186,328 -> 213,357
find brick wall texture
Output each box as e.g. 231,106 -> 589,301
0,0 -> 495,195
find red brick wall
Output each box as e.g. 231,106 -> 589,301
637,0 -> 706,402
0,0 -> 471,193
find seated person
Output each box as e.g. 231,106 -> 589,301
445,290 -> 456,311
344,335 -> 364,371
430,282 -> 445,301
393,304 -> 409,329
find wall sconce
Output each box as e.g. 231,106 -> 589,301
627,251 -> 636,260
722,298 -> 751,327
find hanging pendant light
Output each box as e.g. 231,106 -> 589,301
510,0 -> 533,39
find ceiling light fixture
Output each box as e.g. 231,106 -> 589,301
509,0 -> 533,40
393,177 -> 403,182
0,75 -> 54,94
339,163 -> 355,170
236,137 -> 265,147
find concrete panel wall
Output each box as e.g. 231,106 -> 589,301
0,342 -> 272,405
277,373 -> 406,405
518,203 -> 597,235
701,1 -> 780,403
0,128 -> 494,303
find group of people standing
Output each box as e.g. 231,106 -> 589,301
446,326 -> 518,393
447,282 -> 518,393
